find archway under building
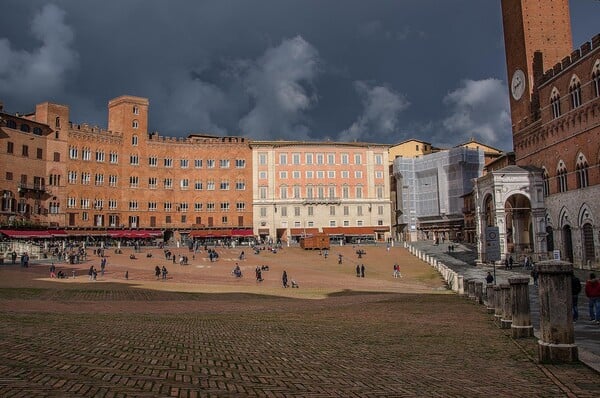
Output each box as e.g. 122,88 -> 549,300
562,225 -> 574,263
582,223 -> 595,267
504,193 -> 532,257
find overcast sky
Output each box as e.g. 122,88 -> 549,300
1,1 -> 598,150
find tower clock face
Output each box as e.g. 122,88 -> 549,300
511,69 -> 526,101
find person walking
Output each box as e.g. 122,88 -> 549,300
485,272 -> 494,284
282,270 -> 288,288
585,272 -> 600,324
571,273 -> 582,322
155,266 -> 161,280
531,265 -> 539,287
360,264 -> 365,278
356,264 -> 360,277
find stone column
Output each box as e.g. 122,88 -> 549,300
457,275 -> 464,295
485,283 -> 495,313
500,284 -> 512,329
493,285 -> 502,326
537,260 -> 577,362
467,279 -> 475,300
474,281 -> 483,304
508,277 -> 533,338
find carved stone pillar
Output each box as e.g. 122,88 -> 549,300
508,277 -> 533,338
537,260 -> 578,363
485,283 -> 495,314
500,284 -> 512,329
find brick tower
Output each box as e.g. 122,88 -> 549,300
500,0 -> 573,129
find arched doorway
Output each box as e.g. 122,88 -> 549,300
582,223 -> 595,267
562,225 -> 573,263
505,194 -> 532,257
546,226 -> 554,253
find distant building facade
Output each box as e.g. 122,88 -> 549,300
393,146 -> 484,242
252,141 -> 392,243
1,96 -> 254,242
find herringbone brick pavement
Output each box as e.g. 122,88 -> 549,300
1,289 -> 599,397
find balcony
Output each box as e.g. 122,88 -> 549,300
17,183 -> 49,195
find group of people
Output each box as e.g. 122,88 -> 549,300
154,265 -> 168,280
356,264 -> 366,278
580,272 -> 600,324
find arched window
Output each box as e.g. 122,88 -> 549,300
568,75 -> 581,109
132,120 -> 139,129
556,160 -> 568,193
575,153 -> 589,189
550,87 -> 561,119
593,60 -> 600,98
55,116 -> 61,128
133,106 -> 139,115
542,167 -> 550,197
6,120 -> 16,129
131,135 -> 138,146
20,124 -> 30,132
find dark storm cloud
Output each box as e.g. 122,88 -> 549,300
0,1 -> 597,150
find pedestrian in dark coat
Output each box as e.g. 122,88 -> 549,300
282,270 -> 288,288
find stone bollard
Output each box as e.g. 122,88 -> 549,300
500,284 -> 512,329
457,275 -> 464,295
493,285 -> 503,326
537,260 -> 578,363
508,277 -> 533,338
467,279 -> 475,300
485,283 -> 495,313
474,281 -> 484,304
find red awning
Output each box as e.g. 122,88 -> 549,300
189,229 -> 233,238
290,228 -> 320,236
108,230 -> 163,238
0,229 -> 52,239
231,229 -> 254,237
65,230 -> 108,236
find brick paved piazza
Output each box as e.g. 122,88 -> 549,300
1,245 -> 598,397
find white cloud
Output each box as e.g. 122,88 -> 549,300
442,78 -> 511,147
239,36 -> 319,140
340,81 -> 410,142
0,4 -> 78,100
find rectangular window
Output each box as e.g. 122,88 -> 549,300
130,155 -> 139,165
280,171 -> 288,179
194,203 -> 203,212
281,207 -> 287,217
258,153 -> 267,165
180,202 -> 189,212
375,171 -> 383,179
129,176 -> 139,188
329,206 -> 336,216
180,179 -> 189,189
375,154 -> 383,165
306,153 -> 313,165
378,205 -> 384,215
80,198 -> 90,209
148,202 -> 157,211
220,180 -> 230,190
235,159 -> 246,168
327,153 -> 335,164
356,186 -> 363,198
341,171 -> 349,179
164,202 -> 172,212
109,175 -> 118,187
22,145 -> 29,157
357,206 -> 363,216
219,159 -> 230,168
354,154 -> 362,164
235,181 -> 245,190
308,206 -> 314,216
294,207 -> 301,216
292,153 -> 300,165
220,202 -> 230,211
195,181 -> 203,190
207,159 -> 215,168
81,173 -> 91,185
67,197 -> 76,208
236,202 -> 246,211
316,153 -> 324,165
343,206 -> 349,216
259,186 -> 267,199
164,158 -> 173,167
355,171 -> 363,178
280,186 -> 287,199
260,207 -> 267,217
149,156 -> 158,167
207,180 -> 215,190
7,142 -> 14,154
53,152 -> 60,162
306,171 -> 313,179
292,171 -> 300,179
128,201 -> 138,211
68,171 -> 77,184
164,178 -> 173,189
180,159 -> 189,168
194,159 -> 203,168
36,148 -> 43,159
96,151 -> 105,162
95,174 -> 104,186
341,153 -> 349,164
149,177 -> 157,189
259,171 -> 267,179
109,152 -> 118,164
328,171 -> 335,178
317,171 -> 325,179
206,202 -> 215,212
279,153 -> 287,165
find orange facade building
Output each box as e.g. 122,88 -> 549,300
1,96 -> 253,241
